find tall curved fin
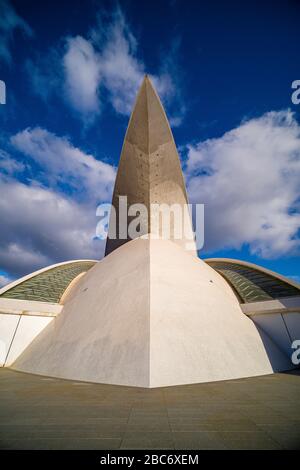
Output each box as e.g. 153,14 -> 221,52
105,75 -> 195,256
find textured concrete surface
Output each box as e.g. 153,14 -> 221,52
105,75 -> 196,256
0,368 -> 300,450
12,238 -> 151,387
11,238 -> 292,387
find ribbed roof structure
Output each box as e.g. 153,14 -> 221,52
206,259 -> 300,303
0,261 -> 96,303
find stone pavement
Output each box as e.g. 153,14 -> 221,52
0,368 -> 299,450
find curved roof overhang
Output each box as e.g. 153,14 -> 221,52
205,258 -> 300,304
0,259 -> 97,304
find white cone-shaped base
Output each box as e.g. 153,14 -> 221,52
12,238 -> 292,387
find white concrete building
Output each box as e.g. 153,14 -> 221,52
0,76 -> 299,387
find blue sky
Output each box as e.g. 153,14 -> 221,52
0,0 -> 299,286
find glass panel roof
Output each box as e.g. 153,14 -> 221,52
207,261 -> 300,303
0,261 -> 96,303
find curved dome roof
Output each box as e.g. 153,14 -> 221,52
206,258 -> 300,303
0,260 -> 96,303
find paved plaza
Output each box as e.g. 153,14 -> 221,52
0,368 -> 300,450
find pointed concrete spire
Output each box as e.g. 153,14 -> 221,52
10,75 -> 293,388
105,75 -> 195,256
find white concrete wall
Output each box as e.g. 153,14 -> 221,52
249,312 -> 300,361
0,298 -> 62,316
0,313 -> 53,367
5,316 -> 53,366
0,314 -> 20,366
11,238 -> 293,387
12,239 -> 151,387
284,313 -> 300,342
149,240 -> 292,387
251,313 -> 292,357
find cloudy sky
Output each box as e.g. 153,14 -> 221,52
0,0 -> 299,286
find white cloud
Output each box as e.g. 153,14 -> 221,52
0,149 -> 24,174
61,11 -> 145,117
0,273 -> 12,288
63,36 -> 102,115
0,0 -> 32,64
185,110 -> 300,258
38,7 -> 181,123
11,127 -> 116,202
1,128 -> 116,279
0,174 -> 105,278
96,10 -> 144,116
